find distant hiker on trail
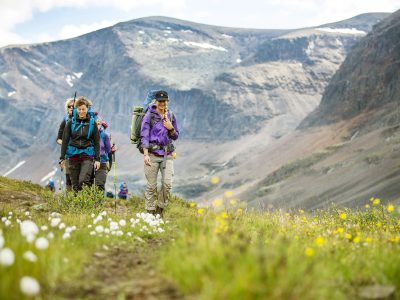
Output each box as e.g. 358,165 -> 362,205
141,90 -> 179,217
59,96 -> 100,192
118,182 -> 128,200
95,117 -> 117,191
46,179 -> 55,192
56,98 -> 74,191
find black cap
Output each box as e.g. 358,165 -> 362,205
154,90 -> 169,101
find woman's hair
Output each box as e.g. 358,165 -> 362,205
65,98 -> 74,111
76,96 -> 92,107
75,98 -> 89,108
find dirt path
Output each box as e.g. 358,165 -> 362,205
56,237 -> 183,300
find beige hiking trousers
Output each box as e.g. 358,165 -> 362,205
144,154 -> 174,210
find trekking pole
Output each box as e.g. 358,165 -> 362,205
93,160 -> 97,206
160,146 -> 168,216
112,145 -> 117,214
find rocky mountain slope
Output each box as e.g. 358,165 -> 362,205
0,13 -> 392,206
228,9 -> 400,209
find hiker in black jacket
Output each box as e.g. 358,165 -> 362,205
59,96 -> 100,192
56,98 -> 74,191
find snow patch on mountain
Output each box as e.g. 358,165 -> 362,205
316,27 -> 366,35
183,41 -> 228,52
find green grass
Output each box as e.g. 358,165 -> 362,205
1,177 -> 400,299
158,200 -> 400,300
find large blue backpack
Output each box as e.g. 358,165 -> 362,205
66,107 -> 97,157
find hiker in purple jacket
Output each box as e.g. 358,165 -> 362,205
118,182 -> 128,199
95,117 -> 116,191
141,90 -> 179,217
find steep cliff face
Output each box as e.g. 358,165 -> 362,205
0,14 -> 389,187
301,10 -> 400,128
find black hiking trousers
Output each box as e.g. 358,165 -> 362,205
95,163 -> 108,191
69,159 -> 94,192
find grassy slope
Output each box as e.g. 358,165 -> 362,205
1,176 -> 400,299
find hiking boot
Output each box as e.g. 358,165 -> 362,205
155,206 -> 164,218
146,209 -> 156,215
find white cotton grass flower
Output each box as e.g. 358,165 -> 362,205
8,212 -> 12,216
35,237 -> 49,250
90,231 -> 96,236
119,219 -> 126,227
0,235 -> 4,248
5,220 -> 11,227
95,225 -> 104,233
20,220 -> 39,237
116,231 -> 124,236
62,232 -> 70,239
50,218 -> 61,227
104,228 -> 110,234
23,251 -> 38,263
0,248 -> 15,266
101,211 -> 107,216
26,234 -> 36,244
109,222 -> 119,231
1,217 -> 7,222
91,213 -> 95,218
16,219 -> 22,224
25,211 -> 30,216
58,223 -> 66,230
65,226 -> 75,234
41,225 -> 48,231
47,232 -> 55,239
50,212 -> 61,218
20,276 -> 40,296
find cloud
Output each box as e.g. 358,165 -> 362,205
0,0 -> 398,47
0,0 -> 188,47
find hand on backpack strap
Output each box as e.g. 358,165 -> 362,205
163,116 -> 173,130
94,161 -> 100,171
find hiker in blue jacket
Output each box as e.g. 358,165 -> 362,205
59,96 -> 100,192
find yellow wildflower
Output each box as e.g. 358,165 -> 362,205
373,198 -> 380,206
305,247 -> 314,257
299,209 -> 305,214
197,208 -> 205,215
213,198 -> 223,208
236,208 -> 243,214
365,237 -> 372,243
353,236 -> 361,243
345,233 -> 352,240
220,212 -> 229,219
365,204 -> 370,209
339,213 -> 347,220
189,202 -> 197,208
224,190 -> 233,198
229,199 -> 237,206
387,204 -> 395,213
210,176 -> 220,184
315,237 -> 325,247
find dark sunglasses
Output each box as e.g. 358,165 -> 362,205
67,105 -> 73,108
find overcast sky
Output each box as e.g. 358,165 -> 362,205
0,0 -> 398,48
